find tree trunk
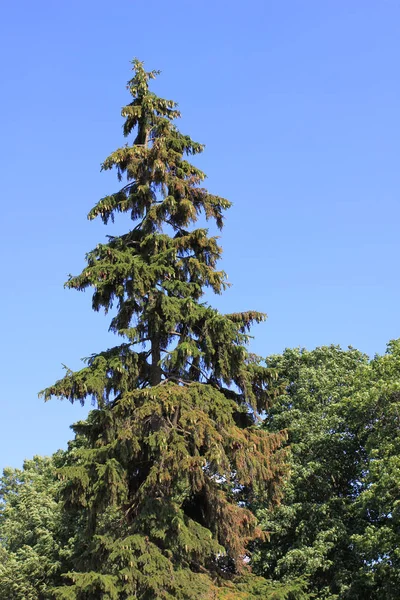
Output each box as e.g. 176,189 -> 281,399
150,336 -> 162,386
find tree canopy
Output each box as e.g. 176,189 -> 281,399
254,340 -> 400,599
0,453 -> 74,599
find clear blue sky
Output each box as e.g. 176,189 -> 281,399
1,0 -> 400,470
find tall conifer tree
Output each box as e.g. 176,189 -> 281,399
41,60 -> 288,599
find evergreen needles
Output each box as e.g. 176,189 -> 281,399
40,59 -> 288,599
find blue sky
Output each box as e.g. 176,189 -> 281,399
1,0 -> 400,470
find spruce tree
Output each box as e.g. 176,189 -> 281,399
41,59 -> 288,599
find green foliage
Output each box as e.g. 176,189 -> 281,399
347,339 -> 400,599
216,575 -> 311,599
39,59 -> 288,598
0,454 -> 74,599
254,341 -> 400,599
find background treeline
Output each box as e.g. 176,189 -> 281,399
2,339 -> 399,599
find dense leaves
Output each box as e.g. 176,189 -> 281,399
254,341 -> 400,599
348,340 -> 400,598
0,454 -> 75,599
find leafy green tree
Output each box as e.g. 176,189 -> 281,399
254,341 -> 400,599
348,339 -> 400,599
0,454 -> 73,599
253,345 -> 368,599
40,59 -> 293,599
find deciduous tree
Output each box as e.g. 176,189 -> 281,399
255,341 -> 400,599
0,454 -> 73,599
